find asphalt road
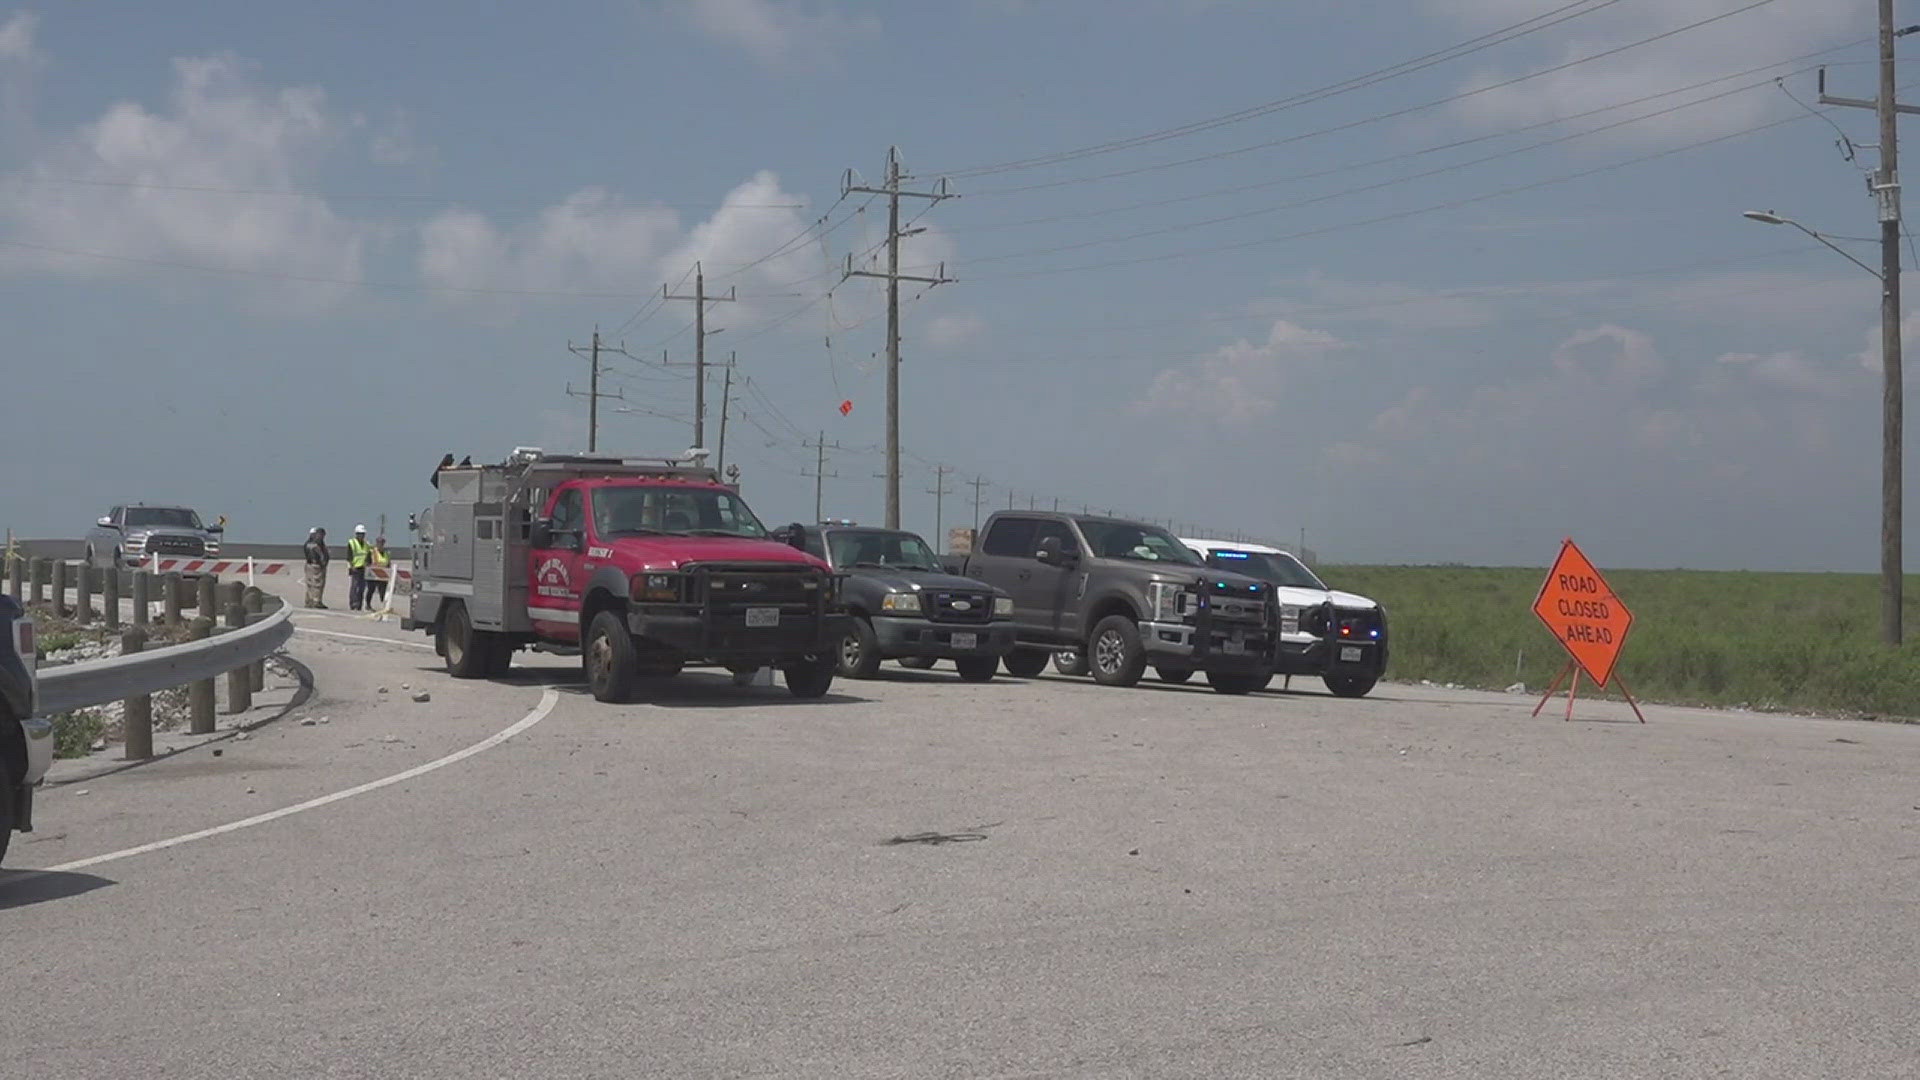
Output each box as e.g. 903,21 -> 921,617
4,601 -> 1918,1078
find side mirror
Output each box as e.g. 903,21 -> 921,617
530,518 -> 554,548
784,524 -> 809,552
97,516 -> 113,528
406,513 -> 418,532
1036,536 -> 1077,565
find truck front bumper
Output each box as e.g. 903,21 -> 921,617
1137,620 -> 1274,674
1273,635 -> 1390,678
629,608 -> 852,666
870,616 -> 1017,659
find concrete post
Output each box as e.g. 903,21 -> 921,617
50,560 -> 68,618
196,573 -> 217,617
29,558 -> 46,605
122,627 -> 152,760
75,563 -> 95,625
163,573 -> 183,626
245,587 -> 267,693
223,582 -> 250,714
7,550 -> 21,602
103,564 -> 121,628
132,571 -> 151,627
188,617 -> 216,734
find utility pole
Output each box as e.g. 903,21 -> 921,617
927,465 -> 953,551
802,431 -> 840,523
1819,6 -> 1918,644
662,262 -> 736,452
844,148 -> 953,529
567,327 -> 632,453
968,476 -> 989,530
716,352 -> 735,478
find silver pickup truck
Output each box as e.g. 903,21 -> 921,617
2,594 -> 50,867
85,504 -> 224,570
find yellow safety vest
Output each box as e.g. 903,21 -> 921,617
347,537 -> 370,569
369,549 -> 390,576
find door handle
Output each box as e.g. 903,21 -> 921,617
1017,570 -> 1031,581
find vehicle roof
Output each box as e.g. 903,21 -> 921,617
1181,537 -> 1288,556
569,477 -> 730,489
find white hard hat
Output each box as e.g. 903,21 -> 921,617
355,524 -> 367,533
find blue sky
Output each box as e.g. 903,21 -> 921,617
0,0 -> 1912,570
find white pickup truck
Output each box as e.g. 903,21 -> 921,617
2,593 -> 51,867
1181,539 -> 1388,698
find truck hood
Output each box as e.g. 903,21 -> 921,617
847,567 -> 1004,595
610,535 -> 828,571
1270,585 -> 1379,610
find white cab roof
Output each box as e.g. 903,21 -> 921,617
1181,537 -> 1286,556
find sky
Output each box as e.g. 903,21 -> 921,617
0,0 -> 1914,571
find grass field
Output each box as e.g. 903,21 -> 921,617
1319,565 -> 1920,721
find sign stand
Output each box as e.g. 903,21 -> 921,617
1531,659 -> 1645,723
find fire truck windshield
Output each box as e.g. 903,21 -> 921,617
591,485 -> 769,540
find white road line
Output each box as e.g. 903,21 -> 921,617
40,687 -> 561,874
295,625 -> 437,651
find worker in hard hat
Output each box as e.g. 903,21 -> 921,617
347,524 -> 371,611
303,527 -> 330,609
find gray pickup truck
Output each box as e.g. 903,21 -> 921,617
85,504 -> 224,570
950,512 -> 1276,694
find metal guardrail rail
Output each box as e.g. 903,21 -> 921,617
36,597 -> 293,715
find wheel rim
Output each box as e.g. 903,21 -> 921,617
1094,630 -> 1126,674
447,617 -> 466,665
588,632 -> 611,690
840,631 -> 862,668
1059,650 -> 1082,668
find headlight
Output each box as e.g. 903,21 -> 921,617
1281,605 -> 1302,633
1150,582 -> 1196,622
880,591 -> 925,613
204,538 -> 220,554
993,596 -> 1014,617
124,534 -> 147,550
633,572 -> 680,601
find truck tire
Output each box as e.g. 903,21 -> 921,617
954,656 -> 998,682
585,611 -> 639,703
1052,649 -> 1089,677
484,636 -> 516,677
439,602 -> 490,679
1088,616 -> 1147,688
1001,648 -> 1050,678
0,767 -> 14,866
1207,670 -> 1272,695
836,617 -> 883,679
1324,674 -> 1377,698
784,654 -> 836,699
896,656 -> 938,670
1155,666 -> 1194,685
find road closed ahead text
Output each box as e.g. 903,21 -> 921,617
1532,541 -> 1634,686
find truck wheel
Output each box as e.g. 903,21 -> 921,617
585,611 -> 639,703
1324,674 -> 1377,698
896,656 -> 937,670
439,602 -> 489,679
1052,649 -> 1089,677
1001,648 -> 1050,678
955,656 -> 998,682
784,654 -> 837,699
1155,666 -> 1194,684
836,617 -> 883,679
484,636 -> 516,677
0,767 -> 14,866
1207,670 -> 1272,695
1088,616 -> 1147,688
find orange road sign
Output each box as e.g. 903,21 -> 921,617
1531,538 -> 1633,687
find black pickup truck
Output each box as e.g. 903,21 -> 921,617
777,522 -> 1017,681
949,512 -> 1276,694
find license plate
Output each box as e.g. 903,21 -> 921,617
1340,646 -> 1363,663
950,632 -> 977,651
745,607 -> 780,628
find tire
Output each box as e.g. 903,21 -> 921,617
585,610 -> 639,703
440,602 -> 489,679
784,654 -> 837,699
1088,616 -> 1147,688
896,656 -> 938,670
484,636 -> 516,677
837,617 -> 883,679
955,656 -> 998,682
1207,670 -> 1272,695
1155,666 -> 1195,685
0,770 -> 13,868
1001,647 -> 1050,678
84,545 -> 97,570
1324,674 -> 1378,698
1052,649 -> 1089,677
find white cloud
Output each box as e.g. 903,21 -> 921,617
1133,319 -> 1345,424
1428,0 -> 1864,146
927,312 -> 986,350
0,54 -> 369,292
666,0 -> 878,67
0,10 -> 36,62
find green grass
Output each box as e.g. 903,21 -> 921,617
50,709 -> 106,758
1319,565 -> 1920,720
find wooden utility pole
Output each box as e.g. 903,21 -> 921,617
662,262 -> 736,452
844,148 -> 952,529
716,352 -> 735,477
567,327 -> 632,453
927,464 -> 953,551
967,475 -> 989,530
1819,4 -> 1918,644
802,431 -> 840,523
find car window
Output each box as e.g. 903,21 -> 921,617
549,488 -> 584,533
1203,550 -> 1326,589
803,530 -> 827,560
124,507 -> 203,530
981,517 -> 1040,558
590,485 -> 768,539
1032,520 -> 1078,555
828,530 -> 940,571
1078,521 -> 1202,565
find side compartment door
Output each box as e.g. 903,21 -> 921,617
527,485 -> 589,641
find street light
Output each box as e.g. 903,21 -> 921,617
1744,207 -> 1902,645
1742,209 -> 1883,279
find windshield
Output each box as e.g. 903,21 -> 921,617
125,507 -> 203,530
1203,549 -> 1326,589
1078,521 -> 1203,565
591,485 -> 768,539
827,529 -> 941,571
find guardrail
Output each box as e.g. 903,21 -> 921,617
37,596 -> 292,715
